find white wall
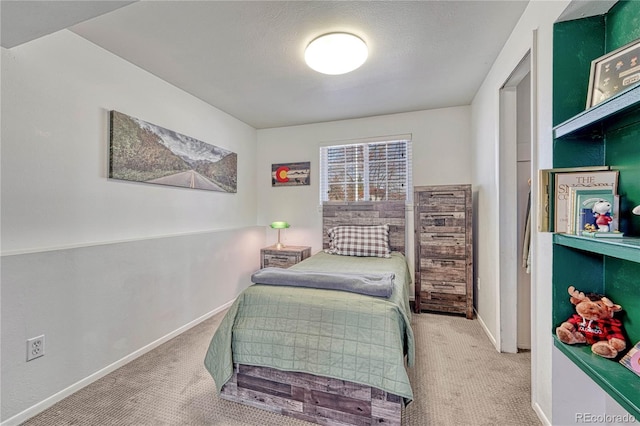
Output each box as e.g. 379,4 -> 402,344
1,227 -> 263,424
1,30 -> 262,423
256,106 -> 471,252
2,32 -> 257,253
471,1 -> 567,421
471,0 -> 630,424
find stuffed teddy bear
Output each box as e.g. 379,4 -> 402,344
556,286 -> 626,359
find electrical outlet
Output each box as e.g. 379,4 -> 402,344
27,335 -> 45,361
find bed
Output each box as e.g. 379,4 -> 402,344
204,201 -> 413,425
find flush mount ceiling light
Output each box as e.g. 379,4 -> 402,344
305,33 -> 368,75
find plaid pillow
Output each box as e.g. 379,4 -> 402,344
326,224 -> 391,258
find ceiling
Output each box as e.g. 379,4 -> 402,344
2,1 -> 535,129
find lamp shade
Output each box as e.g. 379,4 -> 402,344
270,221 -> 290,229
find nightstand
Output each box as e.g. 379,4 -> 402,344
260,245 -> 311,268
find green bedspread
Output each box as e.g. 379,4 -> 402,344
204,251 -> 415,402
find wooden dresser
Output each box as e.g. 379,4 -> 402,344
414,184 -> 473,319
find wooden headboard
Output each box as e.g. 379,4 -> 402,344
322,201 -> 407,254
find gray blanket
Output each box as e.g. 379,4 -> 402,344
251,267 -> 395,298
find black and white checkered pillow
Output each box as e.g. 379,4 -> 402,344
326,224 -> 391,258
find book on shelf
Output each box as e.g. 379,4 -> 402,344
552,169 -> 618,233
581,231 -> 625,238
568,187 -> 619,235
619,341 -> 640,377
538,166 -> 610,232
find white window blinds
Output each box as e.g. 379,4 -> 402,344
320,137 -> 412,202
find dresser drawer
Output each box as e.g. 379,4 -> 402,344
416,190 -> 467,212
422,280 -> 466,295
417,211 -> 466,233
419,233 -> 466,258
419,259 -> 467,295
420,292 -> 468,314
420,258 -> 467,282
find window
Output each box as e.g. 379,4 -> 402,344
320,136 -> 412,202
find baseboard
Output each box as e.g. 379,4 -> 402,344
533,401 -> 552,426
0,300 -> 235,426
475,310 -> 499,351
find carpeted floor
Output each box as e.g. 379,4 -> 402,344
22,311 -> 540,425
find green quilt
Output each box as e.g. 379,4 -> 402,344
204,251 -> 415,402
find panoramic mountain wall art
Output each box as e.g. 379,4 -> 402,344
108,110 -> 237,193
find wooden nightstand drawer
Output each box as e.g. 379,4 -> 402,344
263,253 -> 298,268
260,245 -> 311,268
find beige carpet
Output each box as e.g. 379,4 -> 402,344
22,311 -> 540,425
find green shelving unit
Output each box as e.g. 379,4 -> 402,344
554,337 -> 640,418
552,1 -> 640,421
553,85 -> 640,139
553,234 -> 640,263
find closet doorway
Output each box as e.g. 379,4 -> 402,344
498,53 -> 532,353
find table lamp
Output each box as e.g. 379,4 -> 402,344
270,221 -> 290,249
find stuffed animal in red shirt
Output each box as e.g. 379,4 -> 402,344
556,286 -> 626,359
592,199 -> 613,232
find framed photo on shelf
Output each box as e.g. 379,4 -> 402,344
586,37 -> 640,108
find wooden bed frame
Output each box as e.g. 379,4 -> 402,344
219,201 -> 407,425
322,201 -> 407,255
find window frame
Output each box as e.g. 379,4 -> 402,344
319,135 -> 412,203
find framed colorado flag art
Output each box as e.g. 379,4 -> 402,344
271,162 -> 310,187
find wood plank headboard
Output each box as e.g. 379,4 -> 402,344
322,201 -> 407,254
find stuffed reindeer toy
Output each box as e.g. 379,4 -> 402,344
556,286 -> 626,359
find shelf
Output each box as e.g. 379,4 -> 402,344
552,5 -> 640,421
554,336 -> 640,421
553,234 -> 640,263
553,85 -> 640,139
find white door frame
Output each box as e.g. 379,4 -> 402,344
498,52 -> 531,354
